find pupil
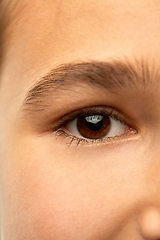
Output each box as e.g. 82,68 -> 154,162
86,119 -> 103,132
77,114 -> 111,139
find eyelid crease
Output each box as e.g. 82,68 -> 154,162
49,106 -> 137,133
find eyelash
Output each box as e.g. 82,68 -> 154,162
51,106 -> 137,146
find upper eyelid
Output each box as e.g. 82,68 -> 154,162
51,107 -> 115,130
50,106 -> 137,132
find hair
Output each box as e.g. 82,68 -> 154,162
0,0 -> 9,72
0,0 -> 4,69
0,0 -> 19,73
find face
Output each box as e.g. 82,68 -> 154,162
1,0 -> 160,239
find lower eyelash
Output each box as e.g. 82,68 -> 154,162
55,129 -> 89,146
55,129 -> 119,147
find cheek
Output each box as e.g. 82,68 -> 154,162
0,134 -> 150,239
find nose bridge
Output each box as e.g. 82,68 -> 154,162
139,207 -> 160,239
138,148 -> 160,239
142,141 -> 160,201
149,148 -> 160,200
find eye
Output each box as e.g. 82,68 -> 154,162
53,106 -> 137,145
63,112 -> 136,143
66,114 -> 127,140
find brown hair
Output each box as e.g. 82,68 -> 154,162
0,0 -> 20,72
0,0 -> 10,71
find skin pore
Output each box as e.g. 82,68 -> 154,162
0,0 -> 160,239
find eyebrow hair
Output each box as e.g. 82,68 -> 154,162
23,59 -> 157,110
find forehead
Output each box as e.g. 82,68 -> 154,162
4,0 -> 160,61
1,0 -> 160,93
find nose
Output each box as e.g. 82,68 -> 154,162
139,207 -> 160,239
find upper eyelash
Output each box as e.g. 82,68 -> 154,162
51,106 -> 134,131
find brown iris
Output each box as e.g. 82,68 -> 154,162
77,114 -> 111,139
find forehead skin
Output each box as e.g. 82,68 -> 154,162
1,0 -> 160,107
2,0 -> 160,71
1,0 -> 160,239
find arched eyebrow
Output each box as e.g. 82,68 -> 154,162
23,59 -> 157,110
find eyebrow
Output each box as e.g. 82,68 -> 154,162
23,59 -> 157,110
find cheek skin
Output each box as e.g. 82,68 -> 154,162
139,208 -> 160,239
0,128 -> 158,239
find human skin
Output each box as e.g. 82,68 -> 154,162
0,0 -> 160,239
